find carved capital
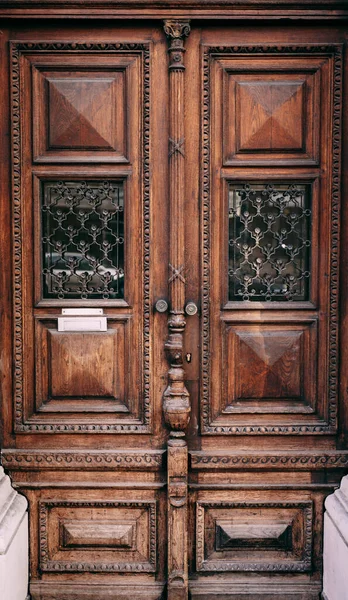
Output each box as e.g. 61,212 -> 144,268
163,20 -> 191,40
163,20 -> 191,70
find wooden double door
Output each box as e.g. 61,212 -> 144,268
1,18 -> 348,600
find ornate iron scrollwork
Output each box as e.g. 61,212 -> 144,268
41,180 -> 124,300
228,183 -> 311,302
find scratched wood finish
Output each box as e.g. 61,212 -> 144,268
0,10 -> 347,600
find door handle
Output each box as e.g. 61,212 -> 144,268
155,299 -> 169,313
185,301 -> 198,316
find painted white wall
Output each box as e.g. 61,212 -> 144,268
323,475 -> 348,600
0,466 -> 28,600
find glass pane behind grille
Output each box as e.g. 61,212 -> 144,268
228,183 -> 311,302
41,180 -> 124,300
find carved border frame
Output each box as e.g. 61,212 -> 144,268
10,42 -> 151,433
1,449 -> 165,470
190,451 -> 348,469
39,499 -> 157,572
201,44 -> 343,434
196,500 -> 313,572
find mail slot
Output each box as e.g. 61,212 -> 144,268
58,308 -> 107,332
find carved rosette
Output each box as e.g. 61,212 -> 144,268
163,20 -> 191,434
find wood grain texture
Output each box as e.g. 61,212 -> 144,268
196,501 -> 312,571
162,20 -> 191,433
0,17 -> 346,600
224,66 -> 320,165
0,0 -> 347,19
39,499 -> 157,572
167,437 -> 188,600
201,44 -> 342,435
223,322 -> 317,416
11,42 -> 152,432
32,55 -> 133,163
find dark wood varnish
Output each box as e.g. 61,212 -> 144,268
0,7 -> 347,600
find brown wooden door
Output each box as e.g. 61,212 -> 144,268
1,17 -> 347,600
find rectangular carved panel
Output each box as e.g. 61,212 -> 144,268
232,327 -> 302,400
222,320 -> 318,420
33,318 -> 145,423
30,51 -> 143,163
221,56 -> 324,165
196,500 -> 313,572
61,520 -> 137,549
201,44 -> 342,435
39,500 -> 156,572
236,80 -> 304,152
49,330 -> 121,399
11,42 -> 152,432
215,519 -> 292,551
47,74 -> 124,151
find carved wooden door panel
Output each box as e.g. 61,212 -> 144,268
183,25 -> 346,600
1,17 -> 347,600
1,24 -> 171,600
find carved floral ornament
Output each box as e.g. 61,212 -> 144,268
163,20 -> 191,69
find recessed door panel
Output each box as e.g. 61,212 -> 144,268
201,44 -> 341,435
11,41 -> 153,433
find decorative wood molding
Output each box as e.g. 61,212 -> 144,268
167,437 -> 188,599
162,20 -> 191,433
39,500 -> 156,573
201,44 -> 343,435
1,1 -> 347,20
196,501 -> 313,572
10,41 -> 151,433
29,581 -> 165,600
1,450 -> 164,470
189,581 -> 323,597
163,24 -> 191,595
190,451 -> 348,469
164,20 -> 191,70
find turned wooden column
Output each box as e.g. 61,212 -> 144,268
163,19 -> 191,600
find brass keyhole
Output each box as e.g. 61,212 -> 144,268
186,353 -> 192,363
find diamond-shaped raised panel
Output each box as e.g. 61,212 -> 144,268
223,321 -> 318,419
237,81 -> 304,151
220,57 -> 323,165
31,52 -> 143,163
237,330 -> 302,399
48,77 -> 120,150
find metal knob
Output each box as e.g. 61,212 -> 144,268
155,299 -> 169,313
185,301 -> 198,316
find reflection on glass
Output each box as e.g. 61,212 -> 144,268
228,183 -> 311,302
42,180 -> 124,299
